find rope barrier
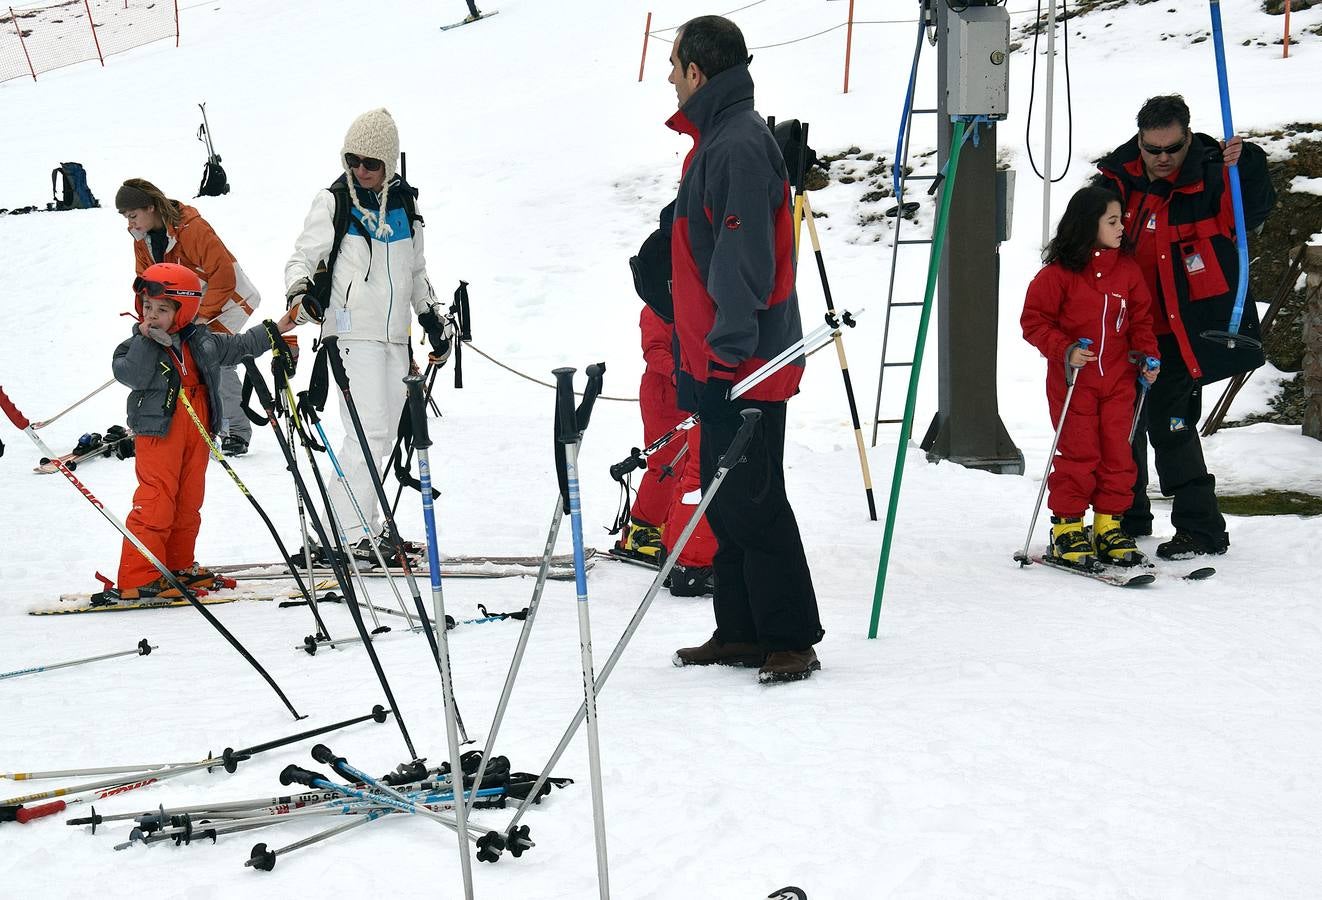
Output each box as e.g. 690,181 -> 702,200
463,340 -> 829,403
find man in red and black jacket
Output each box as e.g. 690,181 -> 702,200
665,16 -> 822,684
1095,94 -> 1276,560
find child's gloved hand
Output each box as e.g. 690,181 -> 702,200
138,322 -> 173,347
1141,356 -> 1160,385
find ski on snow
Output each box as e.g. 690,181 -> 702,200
440,9 -> 498,31
209,549 -> 595,582
1022,553 -> 1215,587
33,427 -> 134,474
30,580 -> 336,616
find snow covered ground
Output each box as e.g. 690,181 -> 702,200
2,1 -> 1320,897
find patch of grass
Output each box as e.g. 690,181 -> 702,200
1218,490 -> 1322,517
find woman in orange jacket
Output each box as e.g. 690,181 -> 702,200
115,178 -> 261,455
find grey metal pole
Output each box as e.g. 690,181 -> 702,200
1041,0 -> 1058,249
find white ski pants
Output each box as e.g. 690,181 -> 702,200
329,339 -> 411,540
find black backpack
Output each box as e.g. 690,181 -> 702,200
195,103 -> 230,198
49,162 -> 100,211
309,178 -> 423,307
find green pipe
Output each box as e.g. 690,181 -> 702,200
868,119 -> 968,639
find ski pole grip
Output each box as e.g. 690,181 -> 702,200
609,449 -> 644,483
552,367 -> 577,445
718,409 -> 762,470
310,743 -> 343,767
278,765 -> 323,788
1065,338 -> 1093,386
403,375 -> 432,451
0,385 -> 29,429
575,362 -> 606,435
15,800 -> 65,824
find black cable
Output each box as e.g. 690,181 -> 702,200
1024,0 -> 1074,183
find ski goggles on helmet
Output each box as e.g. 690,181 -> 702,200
1139,134 -> 1188,157
133,276 -> 202,300
344,154 -> 385,172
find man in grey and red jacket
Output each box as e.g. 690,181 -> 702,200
665,15 -> 823,684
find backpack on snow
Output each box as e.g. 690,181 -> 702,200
308,177 -> 424,309
48,162 -> 100,211
195,102 -> 230,198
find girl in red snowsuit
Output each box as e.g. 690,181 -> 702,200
1022,185 -> 1160,564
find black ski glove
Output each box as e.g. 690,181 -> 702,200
286,276 -> 324,325
697,376 -> 738,426
418,309 -> 456,367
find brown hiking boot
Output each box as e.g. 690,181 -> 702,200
673,634 -> 764,668
758,648 -> 821,684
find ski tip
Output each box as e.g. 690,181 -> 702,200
1183,567 -> 1216,580
1123,573 -> 1157,587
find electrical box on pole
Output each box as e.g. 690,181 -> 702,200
921,0 -> 1024,475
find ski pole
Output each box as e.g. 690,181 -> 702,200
1200,0 -> 1256,351
801,191 -> 877,520
4,761 -> 194,782
1014,338 -> 1092,566
1,705 -> 392,821
246,811 -> 388,871
0,638 -> 155,682
290,416 -> 332,641
172,379 -> 331,638
552,364 -> 611,900
402,373 -> 476,892
323,338 -> 471,744
308,413 -> 416,629
463,494 -> 566,814
1129,357 -> 1160,444
0,384 -> 303,722
68,788 -> 346,830
607,311 -> 855,477
505,410 -> 761,840
388,361 -> 441,520
245,357 -> 419,761
29,377 -> 116,430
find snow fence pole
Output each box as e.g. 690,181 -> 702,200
323,337 -> 471,743
0,638 -> 155,682
552,364 -> 611,900
1200,0 -> 1256,351
243,358 -> 419,761
1012,338 -> 1092,567
404,373 -> 476,896
868,119 -> 969,639
0,383 -> 303,720
505,409 -> 761,838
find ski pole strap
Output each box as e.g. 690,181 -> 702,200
239,372 -> 269,427
323,337 -> 349,393
304,342 -> 332,413
405,374 -> 432,451
575,362 -> 606,435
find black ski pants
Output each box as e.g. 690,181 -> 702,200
699,399 -> 823,652
1123,334 -> 1227,545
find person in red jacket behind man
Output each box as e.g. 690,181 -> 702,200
1095,94 -> 1276,559
665,16 -> 822,684
1023,185 -> 1161,567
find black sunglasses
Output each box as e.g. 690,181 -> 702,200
133,276 -> 201,299
1139,135 -> 1188,157
344,153 -> 385,172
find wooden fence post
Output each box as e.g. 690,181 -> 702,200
11,6 -> 37,81
637,11 -> 653,82
83,0 -> 105,65
843,0 -> 856,93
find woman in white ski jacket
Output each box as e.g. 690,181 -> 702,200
285,108 -> 453,552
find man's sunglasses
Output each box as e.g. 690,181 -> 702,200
344,154 -> 385,172
133,276 -> 202,299
1139,135 -> 1188,157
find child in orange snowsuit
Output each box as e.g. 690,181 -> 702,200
102,262 -> 292,601
1022,185 -> 1161,566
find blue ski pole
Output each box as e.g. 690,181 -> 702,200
1201,0 -> 1258,351
552,364 -> 611,900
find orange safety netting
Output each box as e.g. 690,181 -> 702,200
1,0 -> 175,84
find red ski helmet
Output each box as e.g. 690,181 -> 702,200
134,263 -> 203,332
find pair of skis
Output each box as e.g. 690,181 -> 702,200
33,426 -> 133,474
1022,552 -> 1215,588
